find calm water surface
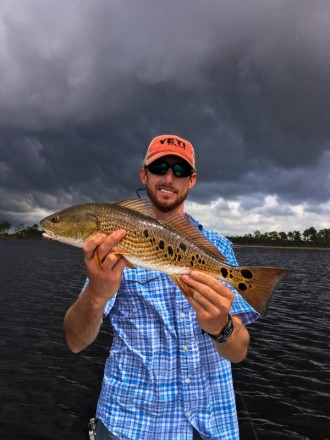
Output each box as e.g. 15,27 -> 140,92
0,241 -> 329,439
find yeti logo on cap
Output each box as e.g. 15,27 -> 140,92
159,137 -> 186,150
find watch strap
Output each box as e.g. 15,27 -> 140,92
207,314 -> 234,344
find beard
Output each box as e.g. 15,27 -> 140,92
146,185 -> 188,213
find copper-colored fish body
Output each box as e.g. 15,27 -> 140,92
40,199 -> 287,315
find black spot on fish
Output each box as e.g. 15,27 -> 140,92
241,269 -> 253,279
198,258 -> 202,264
167,246 -> 173,256
238,283 -> 247,291
178,255 -> 182,261
143,229 -> 149,238
190,260 -> 194,267
192,255 -> 195,261
179,242 -> 187,252
159,240 -> 165,250
202,259 -> 205,265
221,268 -> 228,278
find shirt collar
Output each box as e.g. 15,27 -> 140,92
184,212 -> 204,231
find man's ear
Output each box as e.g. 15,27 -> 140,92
140,167 -> 147,185
188,172 -> 197,189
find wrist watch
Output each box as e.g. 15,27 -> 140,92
207,314 -> 234,344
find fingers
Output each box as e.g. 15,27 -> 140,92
98,230 -> 126,262
181,271 -> 235,336
83,233 -> 107,262
101,250 -> 128,273
83,230 -> 126,268
182,271 -> 233,299
181,271 -> 234,312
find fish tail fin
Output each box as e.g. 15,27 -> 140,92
227,266 -> 288,316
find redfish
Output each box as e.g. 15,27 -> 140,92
40,198 -> 287,315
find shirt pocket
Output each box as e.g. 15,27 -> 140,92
119,268 -> 175,313
111,269 -> 165,352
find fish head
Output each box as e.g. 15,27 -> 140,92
40,204 -> 100,247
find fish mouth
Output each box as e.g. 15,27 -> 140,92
42,231 -> 56,240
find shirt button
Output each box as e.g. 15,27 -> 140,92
180,312 -> 185,318
185,378 -> 191,384
186,411 -> 191,416
182,344 -> 189,351
132,308 -> 137,312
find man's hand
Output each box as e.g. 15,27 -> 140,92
181,271 -> 234,336
181,271 -> 250,363
64,229 -> 128,353
83,229 -> 128,305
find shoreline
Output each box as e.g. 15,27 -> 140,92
233,244 -> 330,251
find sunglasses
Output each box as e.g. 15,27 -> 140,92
145,160 -> 193,178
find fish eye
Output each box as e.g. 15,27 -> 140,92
50,215 -> 59,223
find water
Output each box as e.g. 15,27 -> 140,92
0,241 -> 329,439
233,247 -> 330,440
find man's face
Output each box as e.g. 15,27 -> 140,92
140,155 -> 197,215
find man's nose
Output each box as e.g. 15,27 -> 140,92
163,168 -> 175,181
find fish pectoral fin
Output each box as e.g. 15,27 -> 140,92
124,260 -> 135,269
109,249 -> 135,269
170,275 -> 193,299
93,249 -> 103,269
93,248 -> 135,269
109,248 -> 131,255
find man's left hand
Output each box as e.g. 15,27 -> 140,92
181,271 -> 234,336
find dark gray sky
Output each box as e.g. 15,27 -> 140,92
1,0 -> 330,235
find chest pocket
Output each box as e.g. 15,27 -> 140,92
112,268 -> 165,317
113,268 -> 181,333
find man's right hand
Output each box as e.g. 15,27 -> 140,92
83,229 -> 128,304
64,229 -> 127,353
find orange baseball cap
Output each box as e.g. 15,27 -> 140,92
144,134 -> 196,170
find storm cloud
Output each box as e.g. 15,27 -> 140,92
1,0 -> 329,234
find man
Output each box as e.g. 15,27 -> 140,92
64,135 -> 258,439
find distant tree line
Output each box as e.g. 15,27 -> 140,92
1,220 -> 329,247
227,227 -> 330,248
0,220 -> 43,239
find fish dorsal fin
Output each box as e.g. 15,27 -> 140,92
117,198 -> 226,262
158,211 -> 227,262
116,198 -> 155,217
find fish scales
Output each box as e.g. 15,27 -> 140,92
98,204 -> 219,274
40,199 -> 288,315
94,205 -> 201,273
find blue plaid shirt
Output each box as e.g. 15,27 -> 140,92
94,215 -> 258,439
